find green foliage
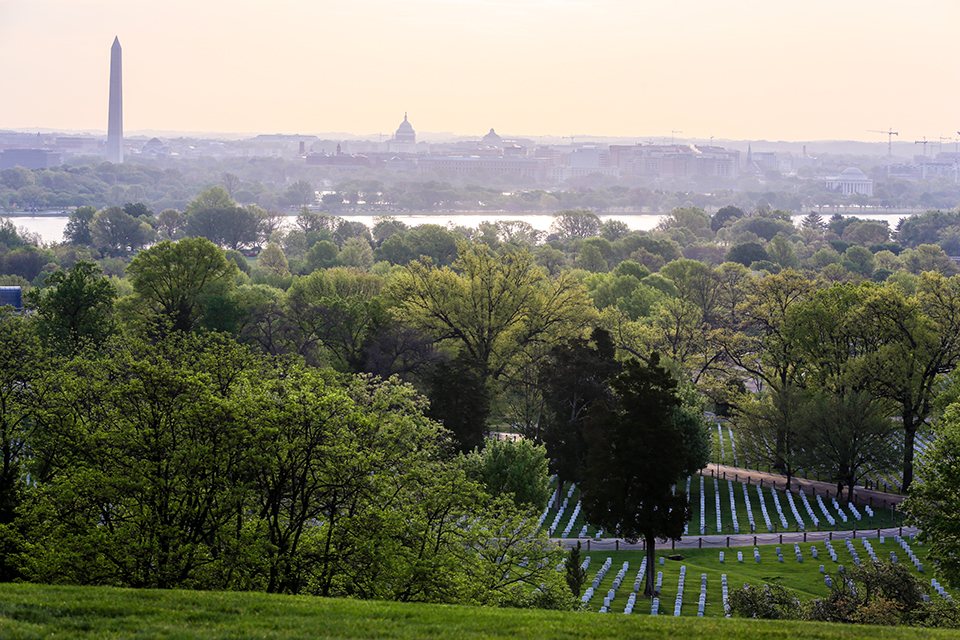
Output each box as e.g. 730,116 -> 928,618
580,354 -> 689,595
540,328 -> 619,490
726,241 -> 769,267
550,209 -> 601,240
727,582 -> 805,620
126,237 -> 239,333
462,438 -> 550,511
425,355 -> 491,453
904,403 -> 960,588
564,541 -> 586,597
24,261 -> 116,354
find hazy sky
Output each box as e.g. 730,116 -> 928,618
2,0 -> 957,142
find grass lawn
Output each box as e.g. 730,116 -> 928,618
576,538 -> 955,618
0,582 -> 958,640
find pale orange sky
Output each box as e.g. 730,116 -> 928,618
1,0 -> 957,142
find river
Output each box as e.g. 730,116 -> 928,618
2,210 -> 919,246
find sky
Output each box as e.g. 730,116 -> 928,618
1,0 -> 958,143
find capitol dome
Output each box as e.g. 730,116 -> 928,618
394,113 -> 416,144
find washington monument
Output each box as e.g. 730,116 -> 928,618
106,37 -> 123,164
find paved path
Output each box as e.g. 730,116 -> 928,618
556,526 -> 920,551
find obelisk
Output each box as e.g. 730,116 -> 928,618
106,37 -> 123,164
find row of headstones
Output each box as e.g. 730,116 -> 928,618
719,545 -> 802,564
560,500 -> 583,538
581,556 -> 612,607
580,558 -> 647,613
931,577 -> 953,602
699,476 -> 706,534
895,535 -> 926,574
547,472 -> 872,540
755,479 -> 774,530
714,479 -> 723,533
703,477 -> 863,534
538,475 -> 560,528
684,476 -> 692,535
798,490 -> 823,527
721,574 -> 729,615
784,487 -> 805,529
740,481 -> 756,532
546,482 -> 577,535
717,424 -> 726,463
717,422 -> 940,494
769,484 -> 791,530
727,480 -> 740,534
716,423 -> 741,467
673,565 -> 686,616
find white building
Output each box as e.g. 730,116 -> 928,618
820,167 -> 874,196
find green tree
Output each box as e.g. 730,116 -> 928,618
904,403 -> 960,587
565,541 -> 586,597
579,354 -> 689,596
725,241 -> 769,267
285,180 -> 316,208
257,242 -> 289,277
184,187 -> 260,250
797,391 -> 899,502
425,355 -> 491,453
25,333 -> 262,589
126,237 -> 238,333
90,206 -> 154,256
461,438 -> 550,510
390,241 -> 596,383
540,328 -> 620,498
63,205 -> 95,245
24,261 -> 117,354
0,311 -> 43,528
850,274 -> 960,491
735,385 -> 807,492
550,209 -> 601,239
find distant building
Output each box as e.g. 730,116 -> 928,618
0,287 -> 22,311
550,165 -> 620,182
819,167 -> 874,196
609,144 -> 739,180
413,156 -> 547,181
570,146 -> 609,168
306,143 -> 370,167
139,137 -> 173,157
0,148 -> 61,170
482,128 -> 502,146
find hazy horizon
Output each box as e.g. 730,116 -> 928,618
2,1 -> 958,144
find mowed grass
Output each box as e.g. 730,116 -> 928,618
0,581 -> 958,640
577,538 -> 956,618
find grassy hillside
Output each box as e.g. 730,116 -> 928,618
0,582 -> 957,640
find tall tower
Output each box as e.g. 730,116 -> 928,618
106,37 -> 123,164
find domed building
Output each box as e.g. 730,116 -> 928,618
820,167 -> 873,196
388,113 -> 417,153
482,128 -> 502,146
394,113 -> 416,144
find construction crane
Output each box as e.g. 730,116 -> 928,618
868,128 -> 897,176
671,130 -> 682,145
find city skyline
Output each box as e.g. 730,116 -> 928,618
1,0 -> 958,143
